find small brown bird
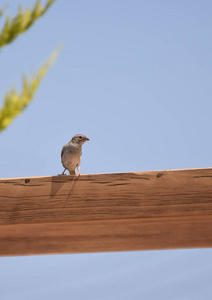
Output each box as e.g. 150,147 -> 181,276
61,134 -> 89,175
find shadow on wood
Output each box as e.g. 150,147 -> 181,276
0,168 -> 212,256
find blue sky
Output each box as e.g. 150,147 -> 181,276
0,0 -> 212,299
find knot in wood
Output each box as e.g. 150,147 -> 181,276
156,172 -> 164,178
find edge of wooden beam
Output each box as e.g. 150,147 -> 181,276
1,215 -> 212,256
1,168 -> 212,256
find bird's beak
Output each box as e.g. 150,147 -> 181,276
84,137 -> 90,141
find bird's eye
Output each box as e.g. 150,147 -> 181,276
79,136 -> 82,139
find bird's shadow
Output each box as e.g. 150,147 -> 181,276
63,175 -> 80,208
50,175 -> 79,208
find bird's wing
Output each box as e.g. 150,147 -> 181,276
61,146 -> 65,158
61,144 -> 75,158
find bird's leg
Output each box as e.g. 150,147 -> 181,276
62,168 -> 66,175
58,168 -> 67,175
77,165 -> 81,177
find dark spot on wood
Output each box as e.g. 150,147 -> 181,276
193,176 -> 212,178
108,183 -> 129,186
25,179 -> 30,184
156,173 -> 164,178
94,182 -> 110,184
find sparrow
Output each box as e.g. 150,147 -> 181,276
60,134 -> 89,176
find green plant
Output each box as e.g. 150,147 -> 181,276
0,0 -> 60,131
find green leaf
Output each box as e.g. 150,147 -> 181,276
0,0 -> 56,48
0,45 -> 62,132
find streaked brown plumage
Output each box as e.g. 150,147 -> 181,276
61,134 -> 89,175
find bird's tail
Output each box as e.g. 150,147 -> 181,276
69,170 -> 76,175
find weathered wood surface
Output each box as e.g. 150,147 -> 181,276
0,168 -> 212,256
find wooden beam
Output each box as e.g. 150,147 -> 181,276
1,168 -> 212,256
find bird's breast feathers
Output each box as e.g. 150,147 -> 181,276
61,144 -> 82,170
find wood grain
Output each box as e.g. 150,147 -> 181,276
1,168 -> 212,256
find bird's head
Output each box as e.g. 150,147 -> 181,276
71,134 -> 90,146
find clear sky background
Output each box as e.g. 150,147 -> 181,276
0,0 -> 212,299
